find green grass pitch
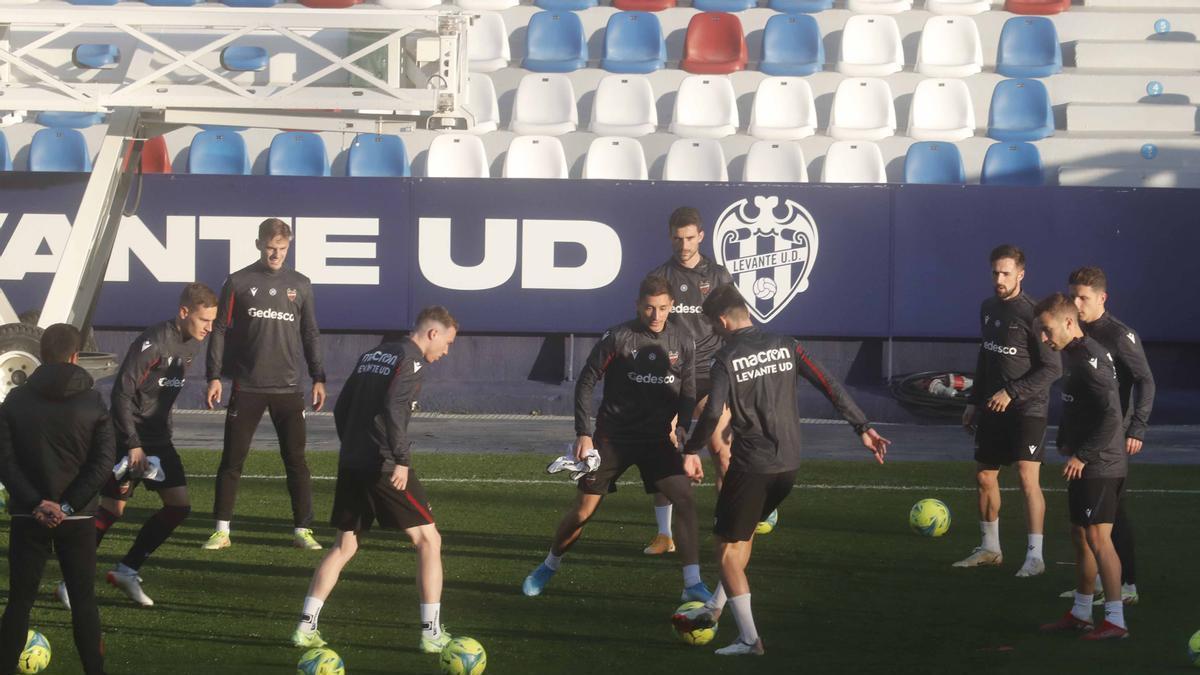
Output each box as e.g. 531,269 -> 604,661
2,450 -> 1198,674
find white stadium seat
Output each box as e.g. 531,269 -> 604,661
378,0 -> 440,7
670,75 -> 739,139
925,0 -> 991,15
821,140 -> 887,183
589,75 -> 658,137
469,13 -> 510,74
749,77 -> 817,141
744,141 -> 808,182
916,16 -> 983,78
466,74 -> 500,134
838,15 -> 904,77
426,133 -> 490,178
908,78 -> 975,141
504,136 -> 569,179
664,139 -> 728,181
847,0 -> 912,13
511,73 -> 578,136
829,77 -> 896,141
584,137 -> 649,179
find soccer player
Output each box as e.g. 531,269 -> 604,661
1062,266 -> 1154,605
0,324 -> 114,675
1035,293 -> 1129,640
642,206 -> 735,556
205,218 -> 326,550
955,245 -> 1061,577
291,307 -> 457,654
522,276 -> 711,602
673,285 -> 889,656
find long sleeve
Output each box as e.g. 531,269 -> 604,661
383,368 -> 420,469
676,338 -> 697,433
61,402 -> 116,512
206,277 -> 233,382
0,405 -> 42,509
1073,367 -> 1121,466
795,344 -> 870,435
333,381 -> 351,443
1005,322 -> 1062,402
111,339 -> 160,451
1116,330 -> 1155,440
300,283 -> 326,384
574,332 -> 618,437
684,358 -> 730,455
968,342 -> 987,406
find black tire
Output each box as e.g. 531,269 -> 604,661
0,322 -> 44,403
17,310 -> 99,352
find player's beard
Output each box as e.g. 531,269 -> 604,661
676,248 -> 698,265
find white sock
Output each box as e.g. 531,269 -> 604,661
1071,592 -> 1093,622
420,603 -> 442,638
1026,533 -> 1044,560
682,564 -> 701,588
707,583 -> 728,611
1103,600 -> 1125,629
1123,582 -> 1137,594
216,520 -> 231,533
294,527 -> 309,536
980,519 -> 1000,553
543,551 -> 562,572
299,596 -> 324,630
655,504 -> 674,538
727,594 -> 759,645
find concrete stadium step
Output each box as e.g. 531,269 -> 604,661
1066,102 -> 1197,133
1076,40 -> 1200,71
1059,166 -> 1200,188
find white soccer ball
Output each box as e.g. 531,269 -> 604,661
752,277 -> 777,301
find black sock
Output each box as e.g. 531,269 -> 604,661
120,506 -> 190,571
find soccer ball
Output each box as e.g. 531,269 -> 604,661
909,499 -> 951,537
440,636 -> 487,675
18,630 -> 50,674
755,509 -> 779,535
1188,629 -> 1200,667
752,277 -> 777,301
296,647 -> 344,675
672,602 -> 717,646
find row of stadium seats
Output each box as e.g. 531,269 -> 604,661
476,11 -> 1061,76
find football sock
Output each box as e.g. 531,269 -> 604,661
682,564 -> 701,588
1123,583 -> 1137,595
216,520 -> 231,533
1072,592 -> 1093,622
1026,533 -> 1044,560
543,551 -> 562,572
980,519 -> 1000,552
655,505 -> 673,538
121,505 -> 190,572
300,596 -> 324,631
727,594 -> 759,645
294,527 -> 309,536
1103,600 -> 1125,629
420,603 -> 442,638
707,583 -> 728,611
95,506 -> 120,545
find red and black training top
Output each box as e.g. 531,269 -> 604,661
334,339 -> 426,472
111,319 -> 201,451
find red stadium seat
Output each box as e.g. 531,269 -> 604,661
299,0 -> 358,7
680,12 -> 748,75
122,135 -> 172,174
613,0 -> 676,9
1005,0 -> 1067,14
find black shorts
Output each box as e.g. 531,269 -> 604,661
100,443 -> 187,501
714,469 -> 797,542
331,467 -> 434,533
1068,477 -> 1124,527
974,413 -> 1047,465
577,436 -> 685,495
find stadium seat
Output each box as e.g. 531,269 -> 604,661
749,77 -> 817,140
536,0 -> 597,8
511,74 -> 578,136
903,141 -> 966,184
768,0 -> 832,10
925,0 -> 990,14
744,141 -> 808,182
601,12 -> 667,74
0,132 -> 9,171
347,134 -> 411,178
130,136 -> 172,174
681,13 -> 748,75
613,0 -> 675,9
29,128 -> 92,172
504,136 -> 569,179
221,46 -> 268,72
1005,0 -> 1066,14
838,15 -> 904,76
987,78 -> 1054,142
466,74 -> 500,134
267,132 -> 330,177
670,76 -> 739,139
222,0 -> 277,7
66,0 -> 116,4
694,0 -> 756,10
299,0 -> 357,7
523,12 -> 588,73
379,0 -> 439,5
847,0 -> 911,13
187,130 -> 250,175
583,137 -> 648,180
469,13 -> 510,74
590,75 -> 658,137
663,139 -> 728,181
36,112 -> 103,128
829,77 -> 895,141
996,17 -> 1062,78
981,141 -> 1044,185
760,14 -> 824,77
915,16 -> 983,78
821,141 -> 886,183
457,0 -> 517,9
908,78 -> 975,142
426,134 -> 490,178
72,44 -> 120,70
145,0 -> 200,6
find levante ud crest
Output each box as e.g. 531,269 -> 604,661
713,196 -> 819,323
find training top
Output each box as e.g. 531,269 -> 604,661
685,327 -> 871,474
574,319 -> 696,443
968,291 -> 1062,418
206,261 -> 326,394
334,340 -> 425,472
111,320 -> 202,451
1056,336 -> 1127,479
649,255 -> 733,378
1082,312 -> 1155,441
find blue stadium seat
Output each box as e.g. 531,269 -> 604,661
221,46 -> 269,72
767,0 -> 831,10
761,14 -> 824,77
222,0 -> 278,6
523,12 -> 588,73
987,78 -> 1054,142
981,141 -> 1044,186
694,0 -> 756,11
535,0 -> 597,9
347,134 -> 411,177
187,130 -> 251,175
0,131 -> 10,171
29,128 -> 92,172
36,111 -> 104,128
996,17 -> 1062,78
66,0 -> 117,5
601,12 -> 667,74
903,141 -> 965,185
268,132 -> 329,177
72,44 -> 120,70
144,0 -> 200,6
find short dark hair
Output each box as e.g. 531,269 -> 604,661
415,305 -> 459,331
639,275 -> 673,301
1068,266 -> 1107,292
179,282 -> 218,310
668,206 -> 702,233
1033,292 -> 1078,322
701,284 -> 749,322
40,323 -> 82,364
258,218 -> 292,241
989,244 -> 1026,269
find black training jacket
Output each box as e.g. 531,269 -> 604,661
206,261 -> 325,394
686,327 -> 870,474
334,340 -> 425,472
649,255 -> 733,377
969,292 -> 1062,418
111,320 -> 201,451
0,363 -> 116,516
1082,312 -> 1155,441
574,319 -> 696,443
1056,337 -> 1127,479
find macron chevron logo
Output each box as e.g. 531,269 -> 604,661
1126,332 -> 1136,344
1028,445 -> 1037,454
1088,358 -> 1098,369
141,340 -> 152,352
